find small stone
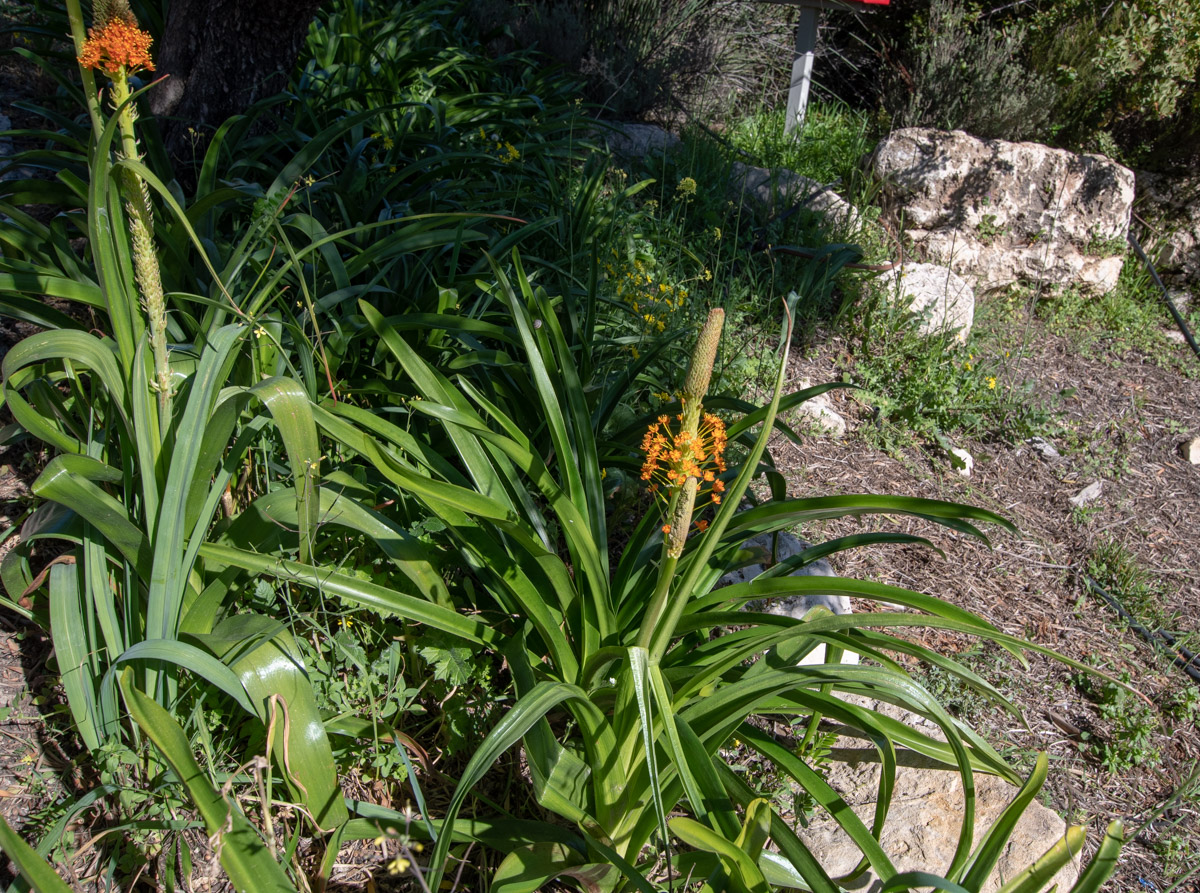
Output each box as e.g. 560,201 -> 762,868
1069,481 -> 1104,507
795,379 -> 847,438
949,447 -> 973,477
1181,437 -> 1200,464
1025,436 -> 1061,460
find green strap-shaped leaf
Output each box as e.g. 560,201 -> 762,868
117,669 -> 298,892
1068,821 -> 1123,893
994,826 -> 1087,893
492,842 -> 617,893
244,377 -> 322,565
737,722 -> 898,880
959,753 -> 1049,888
424,682 -> 591,893
32,455 -> 149,573
106,639 -> 258,718
199,542 -> 500,647
669,815 -> 769,893
145,324 -> 246,653
0,814 -> 75,892
199,614 -> 349,832
229,486 -> 451,606
880,872 -> 973,893
718,762 -> 840,893
47,561 -> 102,752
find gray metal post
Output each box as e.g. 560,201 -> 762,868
786,4 -> 821,134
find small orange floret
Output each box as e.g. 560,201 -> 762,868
662,524 -> 671,534
78,17 -> 155,75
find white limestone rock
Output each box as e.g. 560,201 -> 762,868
794,697 -> 1080,893
878,263 -> 975,340
870,128 -> 1134,294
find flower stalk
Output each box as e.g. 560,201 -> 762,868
74,1 -> 172,424
636,308 -> 725,648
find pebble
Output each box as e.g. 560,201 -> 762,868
1025,436 -> 1061,460
949,446 -> 973,477
1069,481 -> 1103,507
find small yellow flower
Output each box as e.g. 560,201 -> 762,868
387,856 -> 411,875
985,376 -> 997,389
676,177 -> 697,197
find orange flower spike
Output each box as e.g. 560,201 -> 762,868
78,16 -> 155,75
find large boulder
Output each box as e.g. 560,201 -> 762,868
870,128 -> 1134,293
730,163 -> 856,229
601,123 -> 679,160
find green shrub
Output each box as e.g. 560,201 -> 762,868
887,0 -> 1058,142
469,0 -> 729,119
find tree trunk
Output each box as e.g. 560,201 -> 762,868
149,0 -> 327,163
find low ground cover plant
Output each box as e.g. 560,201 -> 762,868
0,0 -> 1129,890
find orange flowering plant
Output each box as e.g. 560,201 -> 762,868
77,13 -> 155,75
342,257 -> 1121,893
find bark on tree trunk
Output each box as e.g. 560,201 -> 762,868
149,0 -> 327,163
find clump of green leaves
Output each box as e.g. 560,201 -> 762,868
847,299 -> 1050,450
1036,259 -> 1189,367
1073,665 -> 1163,773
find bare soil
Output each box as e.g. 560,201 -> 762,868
778,302 -> 1200,892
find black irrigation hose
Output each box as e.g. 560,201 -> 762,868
1126,230 -> 1200,362
1082,573 -> 1200,685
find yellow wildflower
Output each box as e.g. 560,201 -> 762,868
676,177 -> 697,197
985,376 -> 997,389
